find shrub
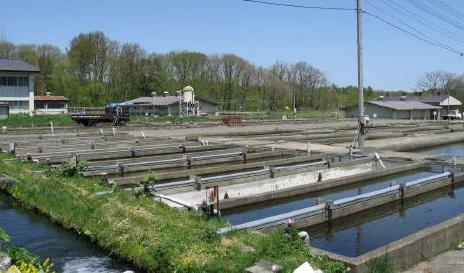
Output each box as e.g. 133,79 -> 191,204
7,246 -> 39,265
54,159 -> 88,177
143,172 -> 157,184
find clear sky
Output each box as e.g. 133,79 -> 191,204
1,0 -> 463,91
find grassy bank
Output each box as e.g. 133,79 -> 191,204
0,154 -> 347,273
0,114 -> 73,127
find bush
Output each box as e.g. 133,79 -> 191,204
8,259 -> 55,273
143,172 -> 157,184
54,159 -> 88,177
7,246 -> 39,265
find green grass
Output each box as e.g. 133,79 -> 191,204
0,154 -> 348,273
369,255 -> 395,273
0,113 -> 73,127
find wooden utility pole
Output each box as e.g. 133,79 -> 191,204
357,0 -> 365,149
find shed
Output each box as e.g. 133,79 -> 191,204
34,95 -> 69,114
346,100 -> 441,120
124,94 -> 218,116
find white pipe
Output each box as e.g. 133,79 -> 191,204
155,193 -> 197,210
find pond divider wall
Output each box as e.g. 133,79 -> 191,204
216,161 -> 423,210
218,171 -> 461,235
152,157 -> 372,195
312,212 -> 464,273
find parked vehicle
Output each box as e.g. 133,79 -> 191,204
69,106 -> 130,126
442,109 -> 462,120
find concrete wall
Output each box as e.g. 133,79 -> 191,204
315,213 -> 464,273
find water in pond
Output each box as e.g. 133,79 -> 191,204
414,142 -> 464,159
306,184 -> 464,257
0,195 -> 136,273
222,170 -> 436,225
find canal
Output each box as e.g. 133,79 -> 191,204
0,195 -> 136,273
306,183 -> 464,257
413,142 -> 464,159
222,169 -> 436,225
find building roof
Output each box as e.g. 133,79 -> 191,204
375,95 -> 461,106
0,59 -> 40,73
367,100 -> 442,110
34,95 -> 69,101
126,95 -> 218,106
127,96 -> 180,106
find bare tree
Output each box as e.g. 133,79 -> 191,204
0,33 -> 16,58
415,71 -> 455,93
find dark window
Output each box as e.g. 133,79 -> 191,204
0,76 -> 29,86
18,77 -> 29,86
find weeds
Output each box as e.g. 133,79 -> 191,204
51,159 -> 88,177
369,255 -> 394,273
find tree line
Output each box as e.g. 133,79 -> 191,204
415,70 -> 464,106
0,31 -> 378,111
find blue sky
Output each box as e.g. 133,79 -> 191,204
1,0 -> 464,91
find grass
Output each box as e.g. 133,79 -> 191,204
0,113 -> 73,127
0,154 -> 348,273
369,255 -> 395,273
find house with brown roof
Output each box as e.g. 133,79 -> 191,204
34,93 -> 69,115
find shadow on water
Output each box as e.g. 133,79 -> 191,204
0,194 -> 138,273
305,184 -> 464,257
222,169 -> 436,225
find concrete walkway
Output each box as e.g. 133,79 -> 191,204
165,163 -> 372,207
403,250 -> 464,273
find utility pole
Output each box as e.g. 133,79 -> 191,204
357,0 -> 365,149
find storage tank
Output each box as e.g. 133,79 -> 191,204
182,86 -> 194,103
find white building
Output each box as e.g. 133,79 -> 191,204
0,59 -> 40,115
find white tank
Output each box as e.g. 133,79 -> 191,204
182,86 -> 194,103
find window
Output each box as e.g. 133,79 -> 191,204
8,101 -> 28,110
18,77 -> 29,86
0,76 -> 29,87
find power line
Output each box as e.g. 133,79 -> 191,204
363,10 -> 463,56
236,0 -> 464,56
423,0 -> 464,22
405,0 -> 464,32
239,0 -> 355,11
365,0 -> 463,55
378,0 -> 464,43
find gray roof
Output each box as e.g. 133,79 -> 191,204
0,59 -> 40,73
368,100 -> 442,110
126,96 -> 180,106
376,95 -> 460,104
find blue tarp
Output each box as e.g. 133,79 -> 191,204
106,102 -> 133,108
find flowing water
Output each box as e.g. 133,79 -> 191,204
0,195 -> 137,273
